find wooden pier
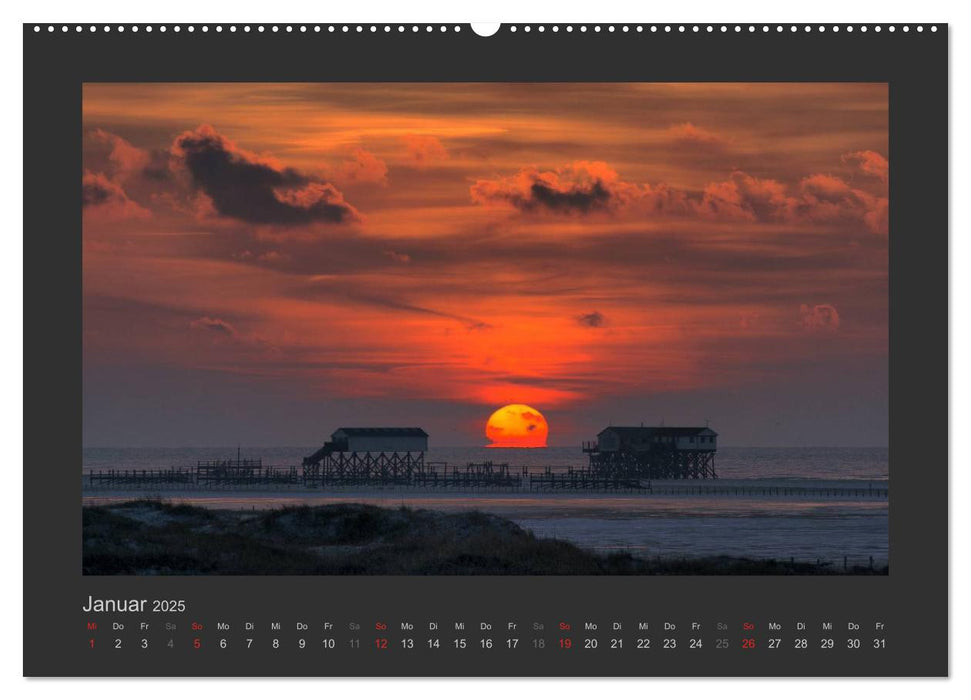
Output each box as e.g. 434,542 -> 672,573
528,467 -> 646,491
87,468 -> 197,487
82,460 -> 888,499
583,426 -> 719,479
84,459 -> 529,491
87,459 -> 302,489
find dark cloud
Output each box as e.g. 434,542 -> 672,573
82,170 -> 150,219
471,162 -> 625,215
576,311 -> 606,328
82,173 -> 113,207
189,316 -> 238,336
530,179 -> 610,213
520,410 -> 545,424
172,125 -> 358,226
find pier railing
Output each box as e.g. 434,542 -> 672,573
83,464 -> 888,498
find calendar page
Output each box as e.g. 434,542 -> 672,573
23,22 -> 947,677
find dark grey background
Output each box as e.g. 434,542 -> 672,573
23,23 -> 947,677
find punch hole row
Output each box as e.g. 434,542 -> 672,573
506,24 -> 937,34
32,24 -> 940,34
32,24 -> 465,34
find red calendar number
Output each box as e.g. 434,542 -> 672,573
559,638 -> 573,649
742,638 -> 756,649
375,637 -> 389,650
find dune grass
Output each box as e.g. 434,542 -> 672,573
82,500 -> 886,576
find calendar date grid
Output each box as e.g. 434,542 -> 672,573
85,617 -> 888,656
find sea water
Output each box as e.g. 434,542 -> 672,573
81,446 -> 889,565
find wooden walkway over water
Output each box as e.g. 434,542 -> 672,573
82,463 -> 887,499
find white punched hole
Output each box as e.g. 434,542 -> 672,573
471,23 -> 500,37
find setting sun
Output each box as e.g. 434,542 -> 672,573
485,404 -> 549,448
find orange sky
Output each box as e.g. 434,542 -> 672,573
82,83 -> 888,447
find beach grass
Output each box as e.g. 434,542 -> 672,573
82,499 -> 887,576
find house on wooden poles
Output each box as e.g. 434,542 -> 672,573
302,427 -> 428,483
582,425 -> 718,479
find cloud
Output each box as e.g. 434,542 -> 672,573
82,171 -> 119,207
698,171 -> 795,222
665,122 -> 726,148
842,150 -> 888,183
472,157 -> 888,232
576,311 -> 606,328
800,304 -> 840,332
189,316 -> 238,336
528,180 -> 610,213
171,124 -> 359,226
87,129 -> 151,177
470,161 -> 727,219
85,129 -> 174,191
519,410 -> 545,425
335,147 -> 388,184
402,134 -> 449,165
863,198 -> 889,236
297,281 -> 492,332
795,174 -> 888,234
82,170 -> 150,220
699,170 -> 888,234
471,161 -> 639,215
384,250 -> 412,264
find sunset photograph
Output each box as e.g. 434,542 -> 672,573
81,83 -> 889,575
